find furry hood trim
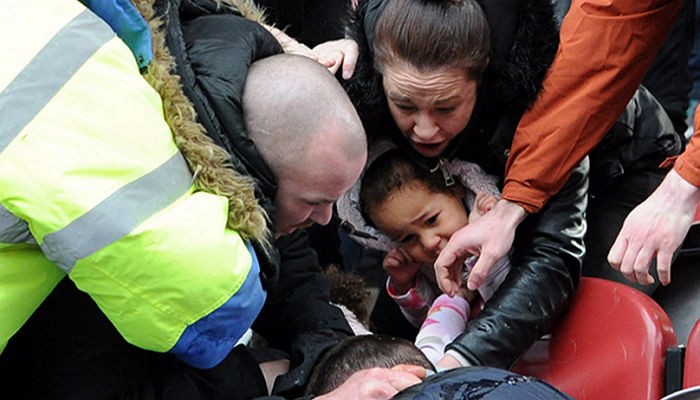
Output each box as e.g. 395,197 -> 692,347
131,0 -> 269,243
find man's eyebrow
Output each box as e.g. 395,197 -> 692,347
434,95 -> 461,105
386,91 -> 412,102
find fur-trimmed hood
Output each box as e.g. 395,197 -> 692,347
131,0 -> 274,245
343,0 -> 559,173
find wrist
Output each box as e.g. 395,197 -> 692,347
389,276 -> 416,295
662,169 -> 700,205
493,199 -> 527,227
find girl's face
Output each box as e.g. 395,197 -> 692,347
371,182 -> 468,264
382,63 -> 478,158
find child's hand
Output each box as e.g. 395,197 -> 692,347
383,247 -> 422,295
469,192 -> 499,224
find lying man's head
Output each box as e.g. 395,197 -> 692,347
243,54 -> 367,237
306,334 -> 433,395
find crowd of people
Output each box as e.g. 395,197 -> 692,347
0,0 -> 698,399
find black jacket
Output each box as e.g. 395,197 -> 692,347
160,0 -> 354,396
590,85 -> 681,193
344,0 -> 585,369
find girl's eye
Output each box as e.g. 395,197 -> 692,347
426,214 -> 438,225
400,234 -> 416,244
437,107 -> 456,114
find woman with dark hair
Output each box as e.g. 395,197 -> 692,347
336,0 -> 680,370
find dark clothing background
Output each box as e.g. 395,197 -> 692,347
255,0 -> 348,47
584,169 -> 665,295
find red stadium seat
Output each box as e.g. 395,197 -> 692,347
513,277 -> 677,400
684,319 -> 700,388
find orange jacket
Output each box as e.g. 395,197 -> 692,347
503,0 -> 684,213
676,106 -> 700,186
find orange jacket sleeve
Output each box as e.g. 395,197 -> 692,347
502,0 -> 683,213
675,104 -> 700,187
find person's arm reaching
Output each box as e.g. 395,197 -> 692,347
444,160 -> 588,369
435,0 -> 682,291
504,0 -> 682,212
608,106 -> 700,285
435,200 -> 526,294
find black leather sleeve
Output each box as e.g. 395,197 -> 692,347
446,158 -> 588,368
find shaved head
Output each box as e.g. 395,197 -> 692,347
243,54 -> 366,178
242,54 -> 367,235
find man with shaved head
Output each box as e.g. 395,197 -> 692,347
0,1 -> 424,399
243,55 -> 368,237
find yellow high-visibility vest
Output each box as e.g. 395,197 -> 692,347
0,0 -> 264,369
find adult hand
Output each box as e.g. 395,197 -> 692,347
435,200 -> 526,295
312,39 -> 359,79
384,248 -> 422,294
315,365 -> 426,400
262,24 -> 318,60
436,353 -> 466,370
608,169 -> 700,285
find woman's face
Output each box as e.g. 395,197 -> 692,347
382,63 -> 478,158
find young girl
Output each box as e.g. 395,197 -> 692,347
337,141 -> 511,365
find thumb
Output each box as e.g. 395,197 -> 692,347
434,250 -> 460,296
466,255 -> 491,291
391,364 -> 427,379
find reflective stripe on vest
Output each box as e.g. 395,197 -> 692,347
0,10 -> 111,154
0,206 -> 32,244
0,7 -> 192,273
41,152 -> 191,273
0,0 -> 259,361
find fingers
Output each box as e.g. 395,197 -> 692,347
607,234 -> 627,271
632,247 -> 656,286
383,252 -> 400,270
434,250 -> 461,296
475,192 -> 494,213
341,43 -> 359,79
384,368 -> 424,392
466,253 -> 496,291
617,239 -> 641,283
311,39 -> 359,79
656,249 -> 674,286
324,51 -> 344,75
391,364 -> 427,379
614,238 -> 657,286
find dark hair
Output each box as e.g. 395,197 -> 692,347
306,334 -> 433,395
360,150 -> 462,226
373,0 -> 491,80
323,264 -> 370,324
